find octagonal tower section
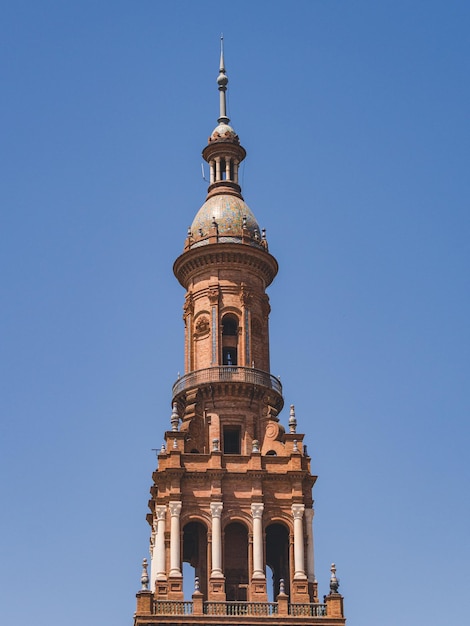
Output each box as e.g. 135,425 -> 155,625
173,112 -> 283,459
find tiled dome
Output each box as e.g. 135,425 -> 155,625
209,123 -> 239,143
190,194 -> 260,246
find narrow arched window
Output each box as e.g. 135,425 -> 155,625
222,314 -> 238,365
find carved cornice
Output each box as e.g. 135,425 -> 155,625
173,243 -> 278,289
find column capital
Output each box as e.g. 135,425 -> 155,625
169,501 -> 182,517
251,502 -> 264,519
292,503 -> 305,520
155,505 -> 167,521
210,501 -> 223,518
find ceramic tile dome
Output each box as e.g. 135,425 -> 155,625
209,122 -> 239,143
190,194 -> 261,246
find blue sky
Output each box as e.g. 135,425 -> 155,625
1,2 -> 469,625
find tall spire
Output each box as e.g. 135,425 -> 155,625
217,35 -> 229,124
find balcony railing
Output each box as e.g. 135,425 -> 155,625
172,366 -> 282,398
204,601 -> 278,616
289,603 -> 327,617
152,600 -> 327,618
154,600 -> 193,615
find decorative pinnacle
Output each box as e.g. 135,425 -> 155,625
170,402 -> 179,432
330,563 -> 340,594
289,404 -> 297,433
217,35 -> 230,125
140,558 -> 149,590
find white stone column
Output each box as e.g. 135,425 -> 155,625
251,503 -> 265,579
292,504 -> 307,580
233,160 -> 239,184
215,157 -> 221,182
305,507 -> 315,583
150,518 -> 158,591
210,502 -> 223,578
169,501 -> 182,577
155,505 -> 167,580
225,157 -> 231,180
210,160 -> 215,184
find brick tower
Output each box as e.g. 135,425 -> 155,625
134,42 -> 346,626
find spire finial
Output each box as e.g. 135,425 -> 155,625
289,404 -> 297,433
217,35 -> 230,125
329,563 -> 340,594
170,402 -> 179,432
140,558 -> 149,591
219,34 -> 225,72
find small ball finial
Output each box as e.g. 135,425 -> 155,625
217,34 -> 228,87
279,578 -> 286,595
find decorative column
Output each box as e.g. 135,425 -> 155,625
209,160 -> 215,184
305,507 -> 315,583
233,159 -> 239,183
215,157 -> 221,181
210,502 -> 223,577
240,284 -> 252,367
169,501 -> 182,577
183,293 -> 193,373
150,518 -> 158,591
155,505 -> 167,580
292,504 -> 307,579
251,503 -> 265,579
208,285 -> 219,365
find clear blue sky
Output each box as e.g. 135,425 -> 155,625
1,2 -> 469,625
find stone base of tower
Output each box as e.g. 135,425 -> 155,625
152,578 -> 184,601
208,576 -> 226,601
249,578 -> 267,602
167,576 -> 184,600
291,578 -> 310,603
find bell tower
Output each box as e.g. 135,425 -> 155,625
134,40 -> 346,626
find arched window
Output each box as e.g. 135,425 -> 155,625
266,523 -> 290,600
221,314 -> 239,365
224,522 -> 248,601
183,522 -> 208,600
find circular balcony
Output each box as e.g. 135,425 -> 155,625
172,366 -> 282,400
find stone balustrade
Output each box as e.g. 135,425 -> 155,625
172,366 -> 282,399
